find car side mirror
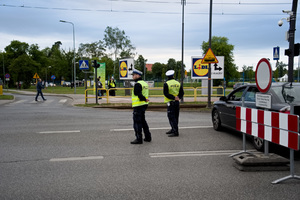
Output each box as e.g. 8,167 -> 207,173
219,96 -> 227,101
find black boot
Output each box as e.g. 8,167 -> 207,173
166,130 -> 173,134
168,133 -> 179,137
130,139 -> 143,144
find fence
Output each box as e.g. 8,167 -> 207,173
84,86 -> 225,104
235,105 -> 300,184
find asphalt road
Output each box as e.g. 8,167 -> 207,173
0,94 -> 299,200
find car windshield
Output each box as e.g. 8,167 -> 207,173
272,83 -> 300,104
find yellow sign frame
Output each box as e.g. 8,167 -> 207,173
201,48 -> 218,64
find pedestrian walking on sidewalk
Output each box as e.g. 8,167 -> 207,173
163,70 -> 184,137
130,69 -> 151,144
35,78 -> 46,101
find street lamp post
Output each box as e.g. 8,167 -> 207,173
46,66 -> 51,87
60,20 -> 76,94
1,51 -> 5,89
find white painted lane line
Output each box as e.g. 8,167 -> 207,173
38,130 -> 81,134
50,156 -> 104,162
13,100 -> 27,104
59,99 -> 67,103
110,126 -> 212,132
149,150 -> 256,158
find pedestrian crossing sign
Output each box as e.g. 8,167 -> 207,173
79,60 -> 89,70
33,73 -> 39,79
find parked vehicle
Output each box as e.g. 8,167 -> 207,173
233,82 -> 249,90
212,82 -> 300,150
63,81 -> 71,87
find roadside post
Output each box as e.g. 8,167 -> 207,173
92,60 -> 100,104
255,58 -> 273,156
230,97 -> 254,157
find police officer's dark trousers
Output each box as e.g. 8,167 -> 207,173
167,101 -> 180,134
133,104 -> 151,141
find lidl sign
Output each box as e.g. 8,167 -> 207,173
191,56 -> 224,79
119,58 -> 134,80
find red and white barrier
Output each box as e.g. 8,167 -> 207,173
236,106 -> 300,151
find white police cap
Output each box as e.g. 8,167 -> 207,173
166,70 -> 175,77
132,69 -> 143,76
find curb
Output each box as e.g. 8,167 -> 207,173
92,104 -> 208,110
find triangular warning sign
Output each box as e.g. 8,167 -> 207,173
201,48 -> 218,64
33,73 -> 39,79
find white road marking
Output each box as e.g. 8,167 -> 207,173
59,99 -> 67,103
50,156 -> 104,162
110,126 -> 212,132
149,150 -> 256,158
38,130 -> 81,134
9,100 -> 27,104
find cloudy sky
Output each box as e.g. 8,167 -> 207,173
0,0 -> 299,72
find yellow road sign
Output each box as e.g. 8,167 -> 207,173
33,73 -> 40,79
201,48 -> 218,64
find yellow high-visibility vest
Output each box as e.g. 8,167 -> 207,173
164,79 -> 180,103
132,80 -> 149,107
109,81 -> 116,88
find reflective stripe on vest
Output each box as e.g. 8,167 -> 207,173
132,80 -> 149,107
164,79 -> 180,103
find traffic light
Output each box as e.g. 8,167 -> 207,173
92,60 -> 100,68
284,43 -> 300,56
294,43 -> 300,56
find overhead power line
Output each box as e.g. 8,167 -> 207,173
0,3 -> 295,16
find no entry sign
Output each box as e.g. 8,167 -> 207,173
255,58 -> 272,93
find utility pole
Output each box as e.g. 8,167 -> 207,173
207,0 -> 213,108
287,0 -> 298,83
181,0 -> 186,103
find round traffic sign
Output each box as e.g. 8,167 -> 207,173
119,61 -> 128,78
255,58 -> 272,93
193,59 -> 209,77
5,73 -> 10,78
51,75 -> 56,80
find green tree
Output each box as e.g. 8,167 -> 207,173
78,41 -> 105,58
152,62 -> 166,81
202,36 -> 239,85
103,26 -> 136,74
273,61 -> 287,80
8,54 -> 40,89
135,55 -> 147,78
5,40 -> 41,88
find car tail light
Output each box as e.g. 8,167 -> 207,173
279,106 -> 290,114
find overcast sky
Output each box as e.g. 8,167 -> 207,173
0,0 -> 299,72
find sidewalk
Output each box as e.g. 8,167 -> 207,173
1,89 -> 220,108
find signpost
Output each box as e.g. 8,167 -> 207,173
119,58 -> 134,80
273,46 -> 280,61
79,60 -> 89,70
33,73 -> 40,84
255,58 -> 272,93
191,56 -> 224,79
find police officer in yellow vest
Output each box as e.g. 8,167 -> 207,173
164,70 -> 184,137
131,69 -> 151,144
108,77 -> 116,96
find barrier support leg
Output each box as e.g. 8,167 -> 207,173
272,149 -> 300,184
230,133 -> 254,157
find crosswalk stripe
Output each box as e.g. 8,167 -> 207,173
59,99 -> 67,103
